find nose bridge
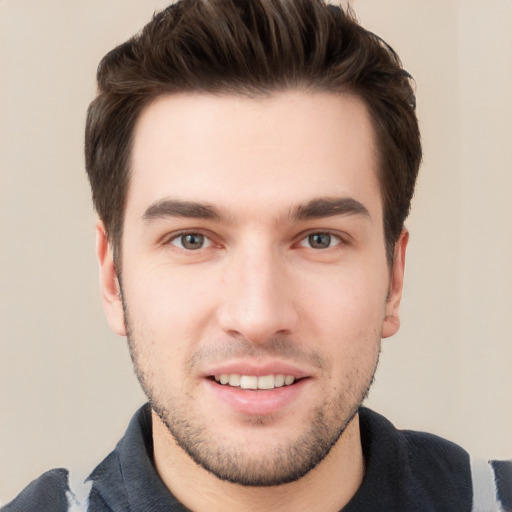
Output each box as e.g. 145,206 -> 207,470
218,235 -> 298,341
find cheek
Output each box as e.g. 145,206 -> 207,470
123,261 -> 220,350
296,264 -> 387,383
299,264 -> 389,333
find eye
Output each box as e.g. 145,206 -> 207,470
299,232 -> 342,249
170,232 -> 212,250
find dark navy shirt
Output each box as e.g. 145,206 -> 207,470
3,405 -> 511,511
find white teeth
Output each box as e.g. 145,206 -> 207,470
214,374 -> 296,389
228,374 -> 241,386
257,375 -> 275,390
284,375 -> 295,386
274,374 -> 285,387
240,375 -> 258,389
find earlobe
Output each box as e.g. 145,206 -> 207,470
96,220 -> 127,336
381,229 -> 408,339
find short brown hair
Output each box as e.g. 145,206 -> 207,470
85,0 -> 421,264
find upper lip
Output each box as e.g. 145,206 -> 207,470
202,360 -> 312,380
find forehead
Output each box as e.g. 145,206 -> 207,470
127,90 -> 381,222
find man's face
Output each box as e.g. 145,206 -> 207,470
98,91 -> 406,486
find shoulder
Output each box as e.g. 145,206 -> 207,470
400,428 -> 471,478
400,427 -> 512,510
357,408 -> 511,511
1,468 -> 71,512
359,407 -> 472,479
2,405 -> 153,512
1,468 -> 93,512
470,457 -> 512,512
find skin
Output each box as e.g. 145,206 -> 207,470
97,90 -> 407,512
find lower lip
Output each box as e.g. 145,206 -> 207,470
205,378 -> 309,416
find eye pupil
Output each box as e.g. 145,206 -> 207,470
182,233 -> 204,250
309,233 -> 331,249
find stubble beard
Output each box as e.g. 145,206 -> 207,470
123,303 -> 380,487
149,393 -> 359,487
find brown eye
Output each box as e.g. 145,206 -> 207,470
171,233 -> 210,250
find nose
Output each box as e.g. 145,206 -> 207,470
217,243 -> 300,344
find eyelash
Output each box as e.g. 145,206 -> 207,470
166,230 -> 345,251
167,231 -> 214,250
298,232 -> 343,250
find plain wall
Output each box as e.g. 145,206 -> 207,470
1,0 -> 511,502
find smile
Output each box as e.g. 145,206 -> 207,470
213,374 -> 296,390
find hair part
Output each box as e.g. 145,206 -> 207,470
85,0 -> 422,266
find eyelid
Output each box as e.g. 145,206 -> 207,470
296,230 -> 347,249
164,229 -> 216,249
159,228 -> 349,250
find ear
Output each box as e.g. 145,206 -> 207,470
381,229 -> 408,339
96,220 -> 126,336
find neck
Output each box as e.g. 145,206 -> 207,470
152,412 -> 364,512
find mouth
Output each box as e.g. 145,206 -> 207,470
211,374 -> 298,390
205,370 -> 309,416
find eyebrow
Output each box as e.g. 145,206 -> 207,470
289,197 -> 370,221
143,199 -> 225,222
142,196 -> 370,224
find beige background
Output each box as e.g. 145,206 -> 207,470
1,0 -> 511,503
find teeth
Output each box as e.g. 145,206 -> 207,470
228,374 -> 241,386
258,375 -> 275,389
240,375 -> 258,389
274,374 -> 285,387
214,374 -> 296,389
284,375 -> 295,385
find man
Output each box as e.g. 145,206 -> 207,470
3,0 -> 511,511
